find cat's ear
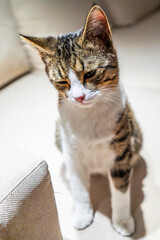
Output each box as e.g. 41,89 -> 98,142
20,34 -> 57,54
81,5 -> 112,45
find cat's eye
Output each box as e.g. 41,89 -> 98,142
84,70 -> 96,80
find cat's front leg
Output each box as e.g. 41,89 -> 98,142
61,124 -> 94,229
108,168 -> 135,236
61,130 -> 93,230
66,162 -> 93,230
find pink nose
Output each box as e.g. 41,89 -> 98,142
75,95 -> 85,103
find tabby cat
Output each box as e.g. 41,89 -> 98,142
21,5 -> 142,236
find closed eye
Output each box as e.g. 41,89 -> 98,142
84,70 -> 96,80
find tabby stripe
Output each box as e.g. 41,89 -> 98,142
71,43 -> 75,52
75,41 -> 82,49
103,74 -> 117,82
57,46 -> 62,56
99,68 -> 108,79
111,168 -> 131,178
71,51 -> 77,69
58,68 -> 63,78
117,107 -> 127,124
96,71 -> 106,82
116,123 -> 126,135
129,119 -> 134,134
98,65 -> 117,69
73,55 -> 84,71
72,49 -> 77,57
77,57 -> 84,71
107,65 -> 117,69
72,56 -> 76,69
57,81 -> 68,85
59,63 -> 65,73
115,144 -> 130,162
81,59 -> 85,71
112,132 -> 130,144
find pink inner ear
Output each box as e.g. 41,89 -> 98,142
90,8 -> 108,32
92,9 -> 105,22
83,6 -> 111,41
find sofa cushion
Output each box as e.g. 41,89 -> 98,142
10,0 -> 112,36
104,0 -> 160,26
0,0 -> 30,89
113,9 -> 160,89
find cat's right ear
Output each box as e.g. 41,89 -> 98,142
20,34 -> 57,54
79,5 -> 112,46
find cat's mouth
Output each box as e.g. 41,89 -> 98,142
67,93 -> 99,106
73,97 -> 96,106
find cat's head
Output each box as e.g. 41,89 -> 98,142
21,5 -> 119,107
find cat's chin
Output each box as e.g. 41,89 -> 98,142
69,97 -> 96,108
75,100 -> 95,108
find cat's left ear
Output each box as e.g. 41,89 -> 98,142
81,5 -> 112,45
20,34 -> 57,54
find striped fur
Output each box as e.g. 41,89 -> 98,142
110,103 -> 142,192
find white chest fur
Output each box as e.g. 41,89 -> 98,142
60,94 -> 124,174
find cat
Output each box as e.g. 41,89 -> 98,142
21,5 -> 142,236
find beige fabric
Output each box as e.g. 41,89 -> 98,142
0,145 -> 62,240
0,0 -> 30,88
0,173 -> 62,240
104,0 -> 160,26
0,144 -> 45,204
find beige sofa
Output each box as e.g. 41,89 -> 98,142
0,144 -> 62,240
0,2 -> 63,238
0,0 -> 160,239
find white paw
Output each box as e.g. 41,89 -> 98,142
112,216 -> 135,237
72,206 -> 94,230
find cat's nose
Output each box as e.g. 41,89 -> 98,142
74,95 -> 85,103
